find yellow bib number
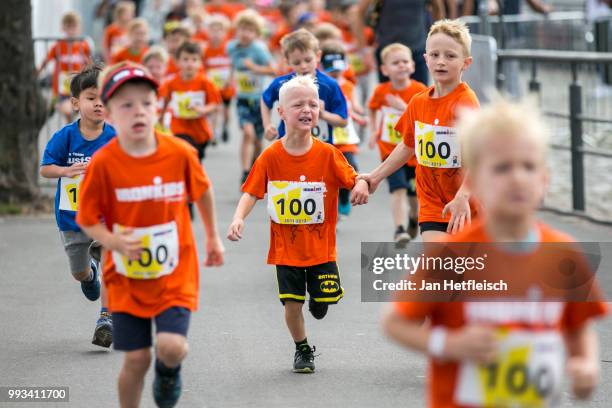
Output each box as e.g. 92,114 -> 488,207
267,181 -> 325,224
333,117 -> 360,145
455,329 -> 564,407
112,221 -> 180,279
380,107 -> 403,144
171,91 -> 205,119
236,71 -> 257,95
58,71 -> 72,96
414,121 -> 461,168
348,53 -> 365,74
59,174 -> 83,211
208,67 -> 230,90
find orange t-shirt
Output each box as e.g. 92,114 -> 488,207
159,73 -> 222,143
43,39 -> 92,96
103,23 -> 128,60
76,134 -> 211,318
393,221 -> 608,408
368,80 -> 427,162
335,79 -> 358,154
396,83 -> 480,223
242,138 -> 357,266
269,23 -> 291,53
202,40 -> 235,100
110,46 -> 149,64
205,3 -> 245,19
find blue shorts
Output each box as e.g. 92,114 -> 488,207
112,307 -> 191,351
236,98 -> 264,139
386,165 -> 416,196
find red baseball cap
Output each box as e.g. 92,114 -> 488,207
100,63 -> 159,103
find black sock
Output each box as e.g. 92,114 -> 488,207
155,359 -> 180,376
395,225 -> 406,233
409,218 -> 418,228
295,338 -> 309,350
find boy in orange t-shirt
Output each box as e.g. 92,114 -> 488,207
227,75 -> 369,373
353,19 -> 479,242
382,99 -> 607,408
160,41 -> 222,162
368,43 -> 427,243
77,62 -> 224,408
110,18 -> 150,65
203,14 -> 234,143
37,11 -> 92,121
162,23 -> 192,78
102,1 -> 134,62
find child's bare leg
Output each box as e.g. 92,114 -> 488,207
408,196 -> 418,220
421,230 -> 448,242
118,348 -> 151,408
391,189 -> 409,228
241,123 -> 256,172
284,300 -> 306,342
155,332 -> 189,368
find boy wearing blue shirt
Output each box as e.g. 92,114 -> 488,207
261,28 -> 348,144
227,9 -> 275,184
40,65 -> 116,348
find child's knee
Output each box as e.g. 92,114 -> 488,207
284,300 -> 304,314
155,333 -> 188,364
124,349 -> 152,373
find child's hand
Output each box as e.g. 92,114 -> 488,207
567,357 -> 599,400
227,218 -> 245,241
205,235 -> 225,266
63,162 -> 88,178
264,124 -> 279,141
350,178 -> 370,205
444,325 -> 498,364
243,58 -> 255,71
385,94 -> 407,111
109,228 -> 142,261
442,193 -> 471,234
190,101 -> 206,117
352,112 -> 368,127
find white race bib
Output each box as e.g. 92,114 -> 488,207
112,221 -> 180,280
267,181 -> 325,224
332,117 -> 360,145
380,107 -> 404,144
208,67 -> 230,90
311,119 -> 330,142
236,71 -> 259,95
171,91 -> 205,119
58,71 -> 72,96
414,121 -> 461,168
58,174 -> 83,212
455,329 -> 565,407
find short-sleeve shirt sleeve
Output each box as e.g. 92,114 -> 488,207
242,153 -> 269,199
76,155 -> 107,227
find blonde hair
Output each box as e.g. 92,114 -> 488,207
143,45 -> 169,64
380,43 -> 413,64
279,75 -> 319,106
427,19 -> 472,57
114,1 -> 135,21
320,39 -> 345,55
206,13 -> 231,30
61,11 -> 80,27
312,23 -> 342,43
128,17 -> 149,33
233,9 -> 265,36
457,98 -> 549,170
281,28 -> 319,58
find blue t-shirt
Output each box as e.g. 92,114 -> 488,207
41,120 -> 116,232
226,39 -> 273,100
261,69 -> 348,144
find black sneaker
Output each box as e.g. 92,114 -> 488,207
394,225 -> 410,248
293,345 -> 316,373
222,128 -> 229,143
308,298 -> 328,320
153,367 -> 182,408
408,218 -> 418,239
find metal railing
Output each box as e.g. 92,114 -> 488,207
496,49 -> 612,224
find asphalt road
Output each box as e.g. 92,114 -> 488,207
2,128 -> 612,408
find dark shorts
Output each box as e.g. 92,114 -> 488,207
112,307 -> 191,351
175,134 -> 208,161
419,221 -> 449,233
386,164 -> 416,196
276,262 -> 344,305
236,98 -> 264,139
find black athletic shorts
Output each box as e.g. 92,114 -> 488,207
276,261 -> 344,305
419,221 -> 449,233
